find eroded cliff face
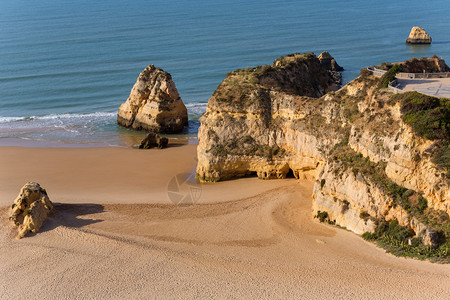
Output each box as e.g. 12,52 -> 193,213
117,65 -> 188,133
197,53 -> 449,242
197,53 -> 342,182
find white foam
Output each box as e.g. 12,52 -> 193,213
0,112 -> 116,124
185,102 -> 207,118
0,116 -> 25,123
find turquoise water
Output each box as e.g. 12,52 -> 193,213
1,0 -> 449,146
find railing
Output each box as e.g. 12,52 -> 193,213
395,72 -> 450,79
388,78 -> 403,94
367,67 -> 387,77
367,67 -> 450,79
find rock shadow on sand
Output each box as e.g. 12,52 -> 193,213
37,203 -> 104,235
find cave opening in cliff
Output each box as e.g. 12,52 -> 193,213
285,169 -> 295,179
248,171 -> 258,178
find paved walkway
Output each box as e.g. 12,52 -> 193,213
396,78 -> 450,98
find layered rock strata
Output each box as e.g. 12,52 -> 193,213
197,52 -> 341,182
9,182 -> 55,238
118,65 -> 188,133
406,26 -> 432,44
197,53 -> 449,242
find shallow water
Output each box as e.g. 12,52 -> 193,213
1,0 -> 449,146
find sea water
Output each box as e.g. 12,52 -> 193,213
1,0 -> 450,146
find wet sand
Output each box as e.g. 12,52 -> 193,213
0,145 -> 449,299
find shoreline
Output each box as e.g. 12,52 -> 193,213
0,144 -> 294,206
0,134 -> 199,149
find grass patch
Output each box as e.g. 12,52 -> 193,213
390,92 -> 450,178
393,92 -> 450,140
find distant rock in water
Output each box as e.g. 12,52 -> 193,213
9,182 -> 55,239
117,65 -> 188,133
406,26 -> 432,44
139,132 -> 168,149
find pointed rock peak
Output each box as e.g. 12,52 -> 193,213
318,51 -> 344,72
117,65 -> 188,133
406,26 -> 432,44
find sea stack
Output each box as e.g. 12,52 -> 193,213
406,26 -> 432,44
117,65 -> 188,133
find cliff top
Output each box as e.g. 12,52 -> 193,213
210,52 -> 339,109
376,56 -> 450,73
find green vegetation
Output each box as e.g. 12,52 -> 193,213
341,200 -> 350,213
331,144 -> 432,215
376,62 -> 393,71
362,220 -> 449,262
343,100 -> 360,123
434,144 -> 450,179
393,92 -> 450,140
331,143 -> 449,261
418,195 -> 428,213
320,179 -> 326,189
378,64 -> 403,88
359,68 -> 372,78
315,211 -> 329,223
359,211 -> 370,221
391,92 -> 450,178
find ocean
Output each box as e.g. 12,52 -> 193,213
1,0 -> 450,147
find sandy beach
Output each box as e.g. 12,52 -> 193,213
0,144 -> 449,299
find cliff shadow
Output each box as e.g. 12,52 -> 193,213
37,203 -> 104,235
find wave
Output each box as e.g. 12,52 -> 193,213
185,102 -> 208,119
0,102 -> 207,125
0,112 -> 116,124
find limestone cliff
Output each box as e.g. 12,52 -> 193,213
117,65 -> 188,133
406,26 -> 432,44
197,52 -> 341,182
197,53 -> 449,251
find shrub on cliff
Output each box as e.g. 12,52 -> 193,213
391,92 -> 450,178
395,92 -> 450,140
315,211 -> 329,223
378,64 -> 403,88
362,219 -> 449,262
